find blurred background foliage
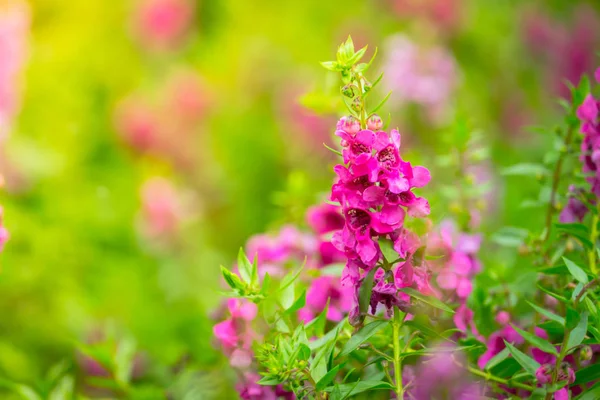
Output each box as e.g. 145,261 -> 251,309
0,0 -> 598,397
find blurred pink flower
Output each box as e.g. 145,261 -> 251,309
114,97 -> 159,151
298,275 -> 353,322
134,0 -> 195,51
522,5 -> 600,99
114,69 -> 210,168
405,344 -> 484,400
391,0 -> 461,31
140,177 -> 184,239
0,0 -> 29,141
383,34 -> 458,124
0,205 -> 8,253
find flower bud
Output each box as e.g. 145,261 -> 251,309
337,116 -> 360,135
580,345 -> 593,363
367,114 -> 383,131
341,84 -> 360,99
351,97 -> 362,112
558,362 -> 575,384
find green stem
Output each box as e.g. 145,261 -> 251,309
589,205 -> 599,275
466,366 -> 537,392
354,71 -> 367,129
543,126 -> 575,245
545,331 -> 571,400
392,308 -> 404,399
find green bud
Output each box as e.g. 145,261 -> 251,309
351,97 -> 362,112
341,84 -> 360,99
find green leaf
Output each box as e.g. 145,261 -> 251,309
355,47 -> 378,73
567,311 -> 588,350
279,281 -> 295,310
297,343 -> 311,361
503,340 -> 540,376
566,308 -> 581,331
284,290 -> 306,314
491,227 -> 529,247
484,347 -> 511,370
369,91 -> 392,114
258,376 -> 283,386
511,325 -> 558,355
114,336 -> 136,384
323,381 -> 394,397
562,257 -> 590,284
316,365 -> 341,391
0,379 -> 42,400
311,326 -> 340,382
220,266 -> 244,291
339,320 -> 389,357
347,46 -> 367,65
555,223 -> 593,249
536,284 -> 569,303
501,163 -> 548,177
398,287 -> 455,313
323,143 -> 343,156
527,301 -> 565,325
573,362 -> 600,385
358,269 -> 376,317
237,248 -> 253,284
575,381 -> 600,400
321,61 -> 342,71
49,376 -> 75,400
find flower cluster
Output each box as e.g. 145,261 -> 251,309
382,34 -> 458,124
560,68 -> 600,223
329,114 -> 432,320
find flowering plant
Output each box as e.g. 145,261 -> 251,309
214,37 -> 600,400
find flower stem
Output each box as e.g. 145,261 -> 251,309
392,307 -> 404,399
545,330 -> 571,400
466,365 -> 537,392
588,205 -> 599,275
543,126 -> 575,245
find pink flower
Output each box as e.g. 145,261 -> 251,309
139,177 -> 185,239
330,116 -> 432,319
298,275 -> 353,322
477,325 -> 524,369
429,220 -> 481,301
245,225 -> 318,277
405,344 -> 484,400
306,204 -> 345,235
235,372 -> 294,400
0,205 -> 8,252
0,0 -> 29,141
134,0 -> 194,51
114,97 -> 160,152
213,299 -> 257,364
382,34 -> 459,124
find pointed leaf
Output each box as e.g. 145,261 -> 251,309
563,257 -> 589,284
504,340 -> 540,376
567,311 -> 588,350
527,301 -> 565,325
339,320 -> 389,356
511,325 -> 558,355
398,287 -> 455,313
